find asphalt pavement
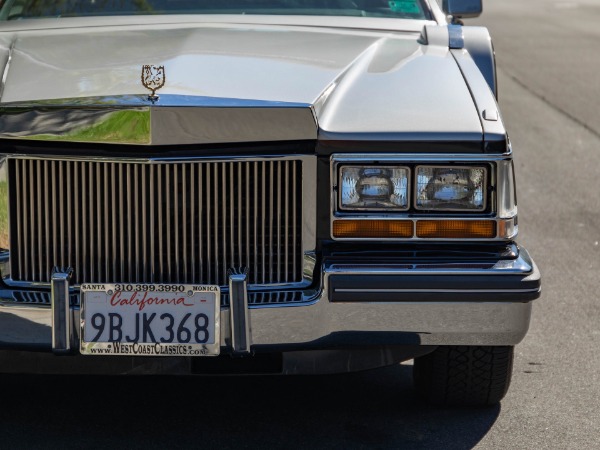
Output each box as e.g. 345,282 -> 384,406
1,1 -> 599,449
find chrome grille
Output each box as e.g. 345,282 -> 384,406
9,157 -> 303,286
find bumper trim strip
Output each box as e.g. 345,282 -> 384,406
334,288 -> 540,294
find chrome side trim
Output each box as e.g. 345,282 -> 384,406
51,267 -> 73,354
228,268 -> 251,354
0,95 -> 317,145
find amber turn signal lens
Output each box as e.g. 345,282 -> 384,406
333,220 -> 413,238
416,220 -> 496,239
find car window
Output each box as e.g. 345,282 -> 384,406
0,0 -> 432,21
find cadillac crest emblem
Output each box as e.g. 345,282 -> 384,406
141,65 -> 165,100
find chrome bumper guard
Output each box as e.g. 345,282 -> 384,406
50,267 -> 73,354
0,249 -> 540,352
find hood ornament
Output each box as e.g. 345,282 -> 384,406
141,65 -> 165,102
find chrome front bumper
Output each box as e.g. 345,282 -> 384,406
0,248 -> 541,352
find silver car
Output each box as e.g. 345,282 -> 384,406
0,0 -> 540,406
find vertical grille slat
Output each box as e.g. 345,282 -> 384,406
276,161 -> 282,282
213,163 -> 220,283
284,162 -> 289,283
229,163 -> 235,270
244,163 -> 250,277
37,161 -> 43,281
206,164 -> 212,283
73,162 -> 79,281
261,161 -> 266,285
103,164 -> 109,282
110,164 -> 117,282
28,160 -> 35,280
181,164 -> 187,284
9,158 -> 303,287
149,164 -> 155,282
118,164 -> 124,281
157,165 -> 164,282
292,160 -> 297,279
21,161 -> 29,279
268,161 -> 274,283
253,163 -> 258,285
87,162 -> 93,281
165,165 -> 171,282
190,164 -> 195,283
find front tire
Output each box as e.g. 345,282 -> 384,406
413,345 -> 514,407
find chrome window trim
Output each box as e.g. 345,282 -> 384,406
330,153 -> 516,242
2,154 -> 317,291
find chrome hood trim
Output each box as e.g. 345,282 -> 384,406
0,21 -> 483,145
0,95 -> 317,145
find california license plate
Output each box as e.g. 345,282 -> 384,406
80,283 -> 220,356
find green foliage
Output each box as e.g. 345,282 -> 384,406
28,110 -> 151,144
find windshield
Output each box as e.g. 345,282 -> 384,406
0,0 -> 433,21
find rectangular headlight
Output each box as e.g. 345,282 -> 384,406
415,166 -> 487,211
340,166 -> 409,211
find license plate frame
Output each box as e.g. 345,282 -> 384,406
80,283 -> 220,357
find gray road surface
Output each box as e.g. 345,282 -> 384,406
2,1 -> 599,449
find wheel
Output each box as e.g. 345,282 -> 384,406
413,345 -> 514,407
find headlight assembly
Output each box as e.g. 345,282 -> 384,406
332,156 -> 515,241
340,166 -> 409,210
415,166 -> 486,211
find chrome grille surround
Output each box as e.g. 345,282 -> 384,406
10,289 -> 311,308
6,155 -> 316,292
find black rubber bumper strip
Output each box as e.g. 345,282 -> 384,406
329,273 -> 541,303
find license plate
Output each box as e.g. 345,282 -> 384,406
80,283 -> 220,356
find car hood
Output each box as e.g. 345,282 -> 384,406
0,21 -> 483,143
